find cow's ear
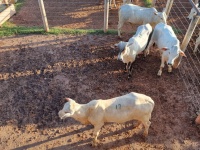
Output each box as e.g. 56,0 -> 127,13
65,98 -> 74,102
179,50 -> 186,57
154,12 -> 158,15
114,43 -> 119,47
161,47 -> 168,51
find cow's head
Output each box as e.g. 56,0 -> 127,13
162,46 -> 186,67
58,98 -> 76,119
115,41 -> 128,61
154,11 -> 167,24
187,4 -> 199,20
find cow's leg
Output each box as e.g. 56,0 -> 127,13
118,19 -> 125,37
109,0 -> 112,9
128,62 -> 134,78
144,40 -> 154,57
92,123 -> 104,146
142,120 -> 151,138
157,56 -> 165,76
139,115 -> 151,139
168,65 -> 172,73
125,63 -> 130,72
113,0 -> 116,8
194,36 -> 200,53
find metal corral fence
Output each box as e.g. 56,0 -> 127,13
155,0 -> 200,114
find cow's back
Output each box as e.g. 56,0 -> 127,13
133,24 -> 153,51
92,92 -> 154,123
153,23 -> 178,48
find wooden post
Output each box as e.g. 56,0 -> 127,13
173,15 -> 200,68
194,0 -> 198,4
165,0 -> 174,19
152,0 -> 157,7
104,0 -> 109,33
38,0 -> 49,32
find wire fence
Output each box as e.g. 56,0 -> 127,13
155,0 -> 200,114
9,0 -> 136,31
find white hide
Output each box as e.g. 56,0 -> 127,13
118,4 -> 167,37
58,92 -> 155,146
115,24 -> 152,78
194,34 -> 200,53
187,4 -> 199,20
145,23 -> 186,76
119,24 -> 152,64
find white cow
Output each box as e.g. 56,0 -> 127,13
187,4 -> 200,53
145,23 -> 186,76
118,4 -> 167,37
194,34 -> 200,53
187,3 -> 200,20
58,92 -> 155,146
115,24 -> 153,78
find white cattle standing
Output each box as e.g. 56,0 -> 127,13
115,24 -> 153,78
58,92 -> 155,146
145,22 -> 186,76
118,4 -> 167,37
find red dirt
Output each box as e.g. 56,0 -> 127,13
1,0 -> 200,149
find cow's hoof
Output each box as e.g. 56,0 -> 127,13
128,75 -> 132,79
118,36 -> 122,39
157,71 -> 162,76
142,133 -> 148,141
91,141 -> 98,147
144,51 -> 149,57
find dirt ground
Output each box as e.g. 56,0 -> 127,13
0,0 -> 200,150
0,33 -> 200,150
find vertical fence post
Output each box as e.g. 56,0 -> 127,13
38,0 -> 49,32
165,0 -> 174,19
104,0 -> 109,33
173,15 -> 200,68
152,0 -> 157,7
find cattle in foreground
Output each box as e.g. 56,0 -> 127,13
118,4 -> 167,37
58,92 -> 155,146
115,24 -> 153,78
144,22 -> 186,76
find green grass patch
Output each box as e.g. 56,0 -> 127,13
143,0 -> 152,7
0,24 -> 118,37
15,0 -> 26,12
49,27 -> 117,35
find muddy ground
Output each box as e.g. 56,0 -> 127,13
0,0 -> 200,149
0,34 -> 200,150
